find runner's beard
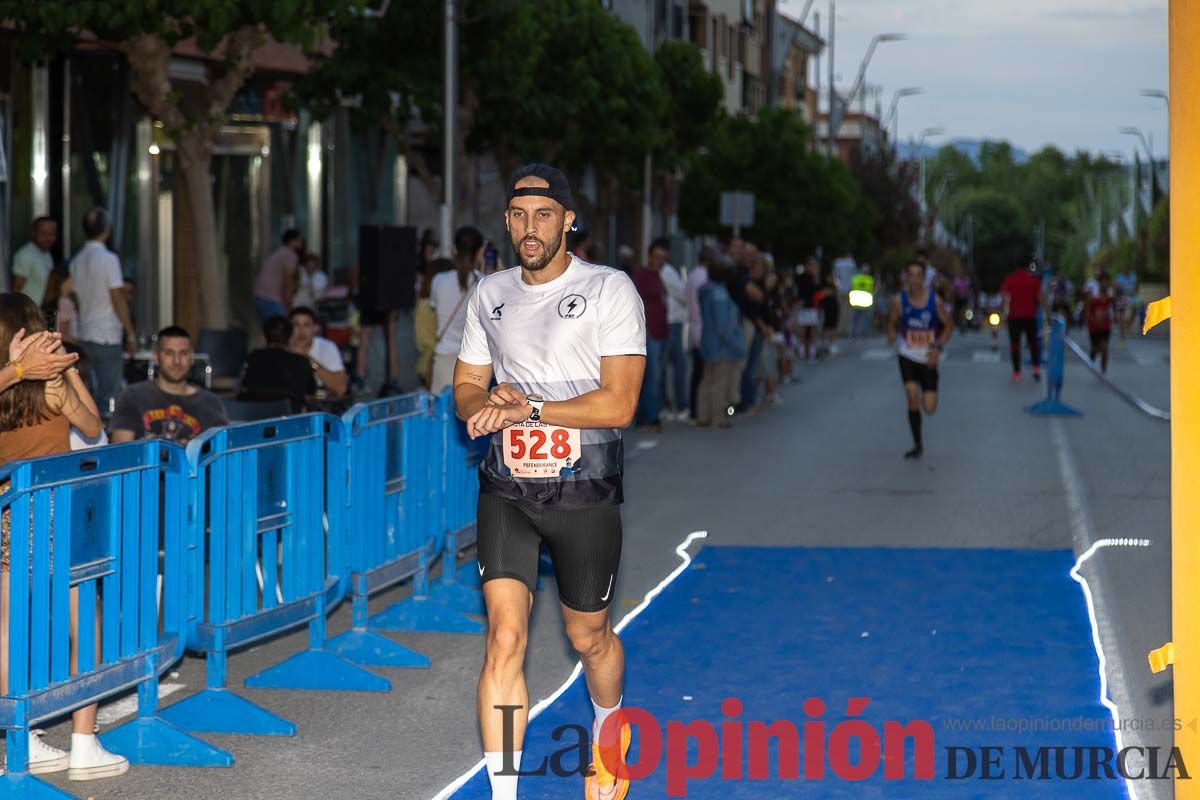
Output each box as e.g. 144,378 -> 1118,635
512,230 -> 563,271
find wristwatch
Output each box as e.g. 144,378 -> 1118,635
527,394 -> 545,422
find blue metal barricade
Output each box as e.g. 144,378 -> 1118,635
159,414 -> 388,738
428,390 -> 487,612
0,443 -> 230,798
1026,315 -> 1083,417
328,393 -> 482,665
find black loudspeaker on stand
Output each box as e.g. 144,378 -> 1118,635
358,225 -> 418,311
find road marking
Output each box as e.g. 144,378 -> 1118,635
972,350 -> 1001,363
1052,420 -> 1153,800
1132,352 -> 1165,367
430,530 -> 709,800
96,682 -> 186,726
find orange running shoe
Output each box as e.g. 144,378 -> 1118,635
585,722 -> 632,800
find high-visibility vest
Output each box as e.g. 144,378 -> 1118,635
851,273 -> 875,294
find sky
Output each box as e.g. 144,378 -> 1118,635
778,0 -> 1169,160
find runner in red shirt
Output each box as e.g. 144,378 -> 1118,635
1085,273 -> 1115,374
1000,256 -> 1046,382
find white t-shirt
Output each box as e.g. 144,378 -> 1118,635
294,269 -> 329,309
459,256 -> 646,508
71,240 -> 125,345
431,270 -> 481,356
923,264 -> 938,291
13,242 -> 54,306
660,263 -> 688,325
307,335 -> 345,373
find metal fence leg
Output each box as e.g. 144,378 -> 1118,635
244,592 -> 392,692
101,652 -> 234,766
368,548 -> 485,634
328,573 -> 432,668
158,638 -> 297,736
427,529 -> 487,615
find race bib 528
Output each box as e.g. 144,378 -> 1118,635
503,422 -> 581,478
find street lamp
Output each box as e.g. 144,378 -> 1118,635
1141,89 -> 1169,109
847,33 -> 906,109
915,126 -> 945,154
1120,125 -> 1154,163
885,87 -> 923,149
828,32 -> 906,151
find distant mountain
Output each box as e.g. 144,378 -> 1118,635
898,138 -> 1030,164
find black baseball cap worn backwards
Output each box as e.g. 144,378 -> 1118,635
507,163 -> 575,213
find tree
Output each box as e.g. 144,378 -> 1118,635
653,40 -> 724,169
953,187 -> 1029,289
301,0 -> 672,236
679,108 -> 871,264
850,148 -> 921,262
9,1 -> 363,331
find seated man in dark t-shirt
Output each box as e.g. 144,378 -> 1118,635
110,325 -> 229,444
238,315 -> 316,413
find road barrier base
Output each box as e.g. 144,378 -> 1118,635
368,595 -> 485,634
427,580 -> 487,615
455,561 -> 483,588
327,628 -> 431,668
101,716 -> 234,767
159,688 -> 296,736
1026,383 -> 1082,417
243,648 -> 390,692
0,772 -> 76,800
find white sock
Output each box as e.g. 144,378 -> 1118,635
592,696 -> 623,739
484,750 -> 521,800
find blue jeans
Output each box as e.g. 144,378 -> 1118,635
739,328 -> 763,410
637,337 -> 665,424
665,322 -> 688,413
80,340 -> 124,418
851,308 -> 872,338
254,297 -> 287,322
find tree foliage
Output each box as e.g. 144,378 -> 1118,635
680,108 -> 870,265
5,0 -> 365,331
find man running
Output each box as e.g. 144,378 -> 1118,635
1001,255 -> 1045,382
454,163 -> 646,800
888,261 -> 954,459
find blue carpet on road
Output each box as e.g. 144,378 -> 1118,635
450,546 -> 1129,799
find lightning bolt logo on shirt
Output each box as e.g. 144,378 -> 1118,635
558,293 -> 587,319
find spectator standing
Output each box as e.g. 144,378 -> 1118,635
696,262 -> 746,428
70,208 -> 136,416
415,257 -> 455,387
0,293 -> 127,780
832,251 -> 857,335
292,253 -> 329,310
239,315 -> 316,413
429,226 -> 485,394
849,265 -> 875,338
684,246 -> 714,421
253,229 -> 304,321
632,241 -> 669,431
109,326 -> 228,444
41,268 -> 79,343
792,257 -> 820,361
658,239 -> 689,422
289,306 -> 349,398
12,216 -> 57,306
734,257 -> 768,411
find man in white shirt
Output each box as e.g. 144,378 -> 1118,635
71,208 -> 137,415
12,216 -> 57,305
429,225 -> 484,394
658,240 -> 689,421
288,306 -> 348,397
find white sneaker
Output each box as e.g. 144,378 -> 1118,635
28,730 -> 70,774
67,733 -> 129,781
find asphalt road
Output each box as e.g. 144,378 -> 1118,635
32,327 -> 1173,800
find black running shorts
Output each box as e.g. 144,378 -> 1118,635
476,494 -> 623,613
898,355 -> 939,392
